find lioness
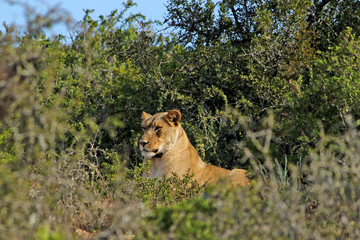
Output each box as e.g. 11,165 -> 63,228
139,110 -> 250,187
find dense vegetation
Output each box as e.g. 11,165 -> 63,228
1,0 -> 360,239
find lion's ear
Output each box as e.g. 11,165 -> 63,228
142,111 -> 152,121
166,110 -> 181,125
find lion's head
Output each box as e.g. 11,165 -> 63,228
139,110 -> 182,159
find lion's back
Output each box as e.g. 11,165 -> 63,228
227,169 -> 250,186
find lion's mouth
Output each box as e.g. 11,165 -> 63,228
141,147 -> 161,159
143,148 -> 159,153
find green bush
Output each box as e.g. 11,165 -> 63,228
1,0 -> 360,239
130,161 -> 202,208
135,116 -> 360,240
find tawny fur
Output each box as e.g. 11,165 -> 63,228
139,110 -> 250,187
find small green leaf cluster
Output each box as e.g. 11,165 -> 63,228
130,161 -> 203,208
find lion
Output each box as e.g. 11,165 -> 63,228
139,110 -> 250,187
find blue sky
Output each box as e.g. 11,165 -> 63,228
0,0 -> 169,36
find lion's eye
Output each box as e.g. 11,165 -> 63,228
154,126 -> 162,132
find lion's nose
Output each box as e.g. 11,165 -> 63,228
139,141 -> 149,147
